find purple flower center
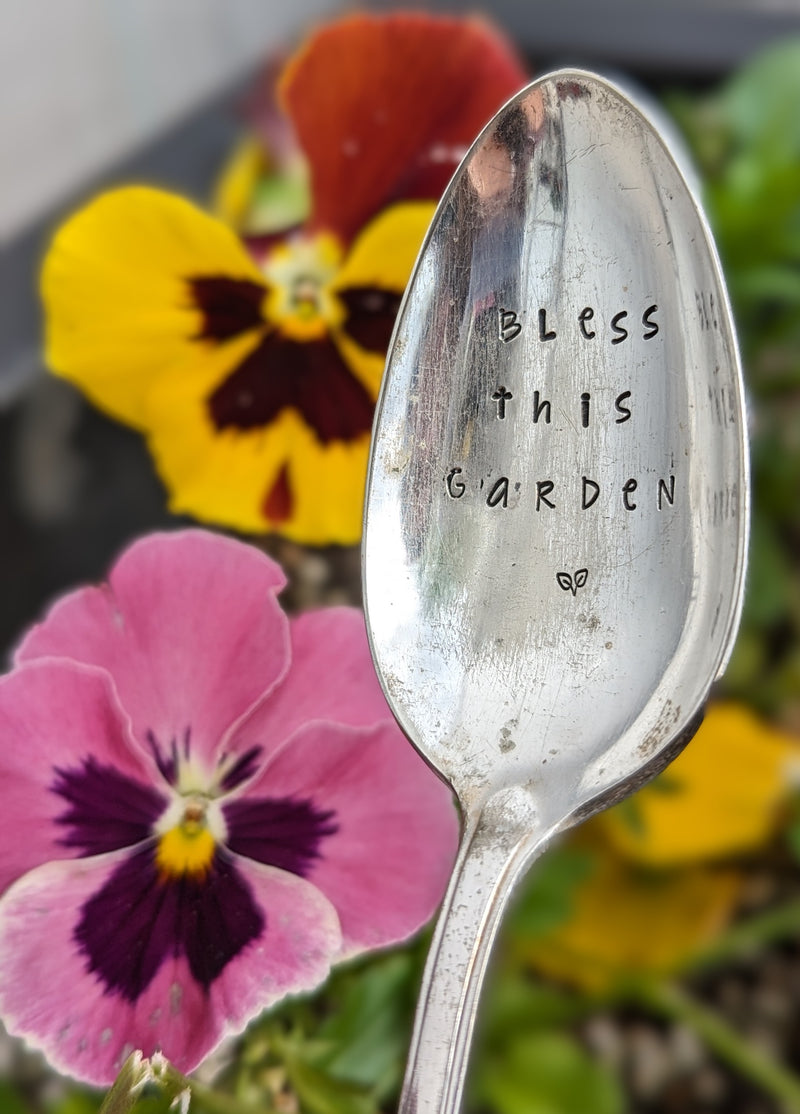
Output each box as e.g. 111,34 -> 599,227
186,267 -> 398,445
52,757 -> 166,856
51,747 -> 338,1001
223,796 -> 338,877
76,845 -> 264,999
206,333 -> 375,443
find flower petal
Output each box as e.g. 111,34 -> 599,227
280,14 -> 526,241
42,187 -> 266,429
213,135 -> 274,229
334,201 -> 436,297
240,720 -> 458,954
521,838 -> 743,992
76,846 -> 266,1000
190,276 -> 268,341
0,850 -> 341,1084
337,287 -> 401,354
51,757 -> 165,858
147,206 -> 431,543
0,660 -> 160,894
16,531 -> 290,773
333,202 -> 436,353
231,608 -> 395,758
599,703 -> 799,866
207,332 -> 374,442
224,795 -> 337,877
146,382 -> 370,542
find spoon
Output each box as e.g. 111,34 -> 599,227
362,69 -> 748,1114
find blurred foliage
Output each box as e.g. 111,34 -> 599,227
669,39 -> 800,721
472,1031 -> 624,1114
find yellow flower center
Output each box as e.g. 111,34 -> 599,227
155,798 -> 216,879
262,233 -> 346,341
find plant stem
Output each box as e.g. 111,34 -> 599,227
691,897 -> 800,971
634,979 -> 800,1113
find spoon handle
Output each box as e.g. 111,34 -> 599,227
399,786 -> 551,1114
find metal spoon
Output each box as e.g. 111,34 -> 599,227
362,69 -> 748,1114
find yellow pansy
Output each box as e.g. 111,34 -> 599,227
522,838 -> 742,993
600,703 -> 800,866
41,13 -> 527,544
516,703 -> 800,993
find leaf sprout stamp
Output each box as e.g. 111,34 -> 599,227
557,568 -> 589,595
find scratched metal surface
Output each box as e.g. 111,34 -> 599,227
363,70 -> 749,1114
364,71 -> 748,826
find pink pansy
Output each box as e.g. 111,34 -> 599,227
0,531 -> 457,1084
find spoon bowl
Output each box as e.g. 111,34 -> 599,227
363,69 -> 748,1114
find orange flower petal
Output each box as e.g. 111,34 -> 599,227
280,13 -> 527,242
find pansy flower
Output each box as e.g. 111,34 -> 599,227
0,531 -> 458,1083
520,834 -> 742,993
42,14 -> 527,544
599,702 -> 800,865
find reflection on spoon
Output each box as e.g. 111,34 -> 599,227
363,69 -> 748,1114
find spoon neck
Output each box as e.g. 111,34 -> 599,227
399,785 -> 554,1114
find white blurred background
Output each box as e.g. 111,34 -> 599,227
0,0 -> 339,244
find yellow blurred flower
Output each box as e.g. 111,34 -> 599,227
599,702 -> 799,866
520,704 -> 799,992
523,840 -> 742,993
44,189 -> 433,542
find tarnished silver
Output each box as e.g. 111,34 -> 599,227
362,70 -> 748,1114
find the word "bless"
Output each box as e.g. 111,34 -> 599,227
498,304 -> 659,344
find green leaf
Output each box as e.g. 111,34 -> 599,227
612,796 -> 645,837
50,1090 -> 104,1114
741,514 -> 792,628
315,952 -> 415,1100
472,1032 -> 624,1114
721,627 -> 766,694
506,847 -> 594,939
126,1099 -> 174,1114
480,972 -> 591,1048
733,264 -> 800,307
0,1080 -> 33,1114
786,818 -> 800,864
721,37 -> 800,158
284,1057 -> 376,1114
648,773 -> 682,796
